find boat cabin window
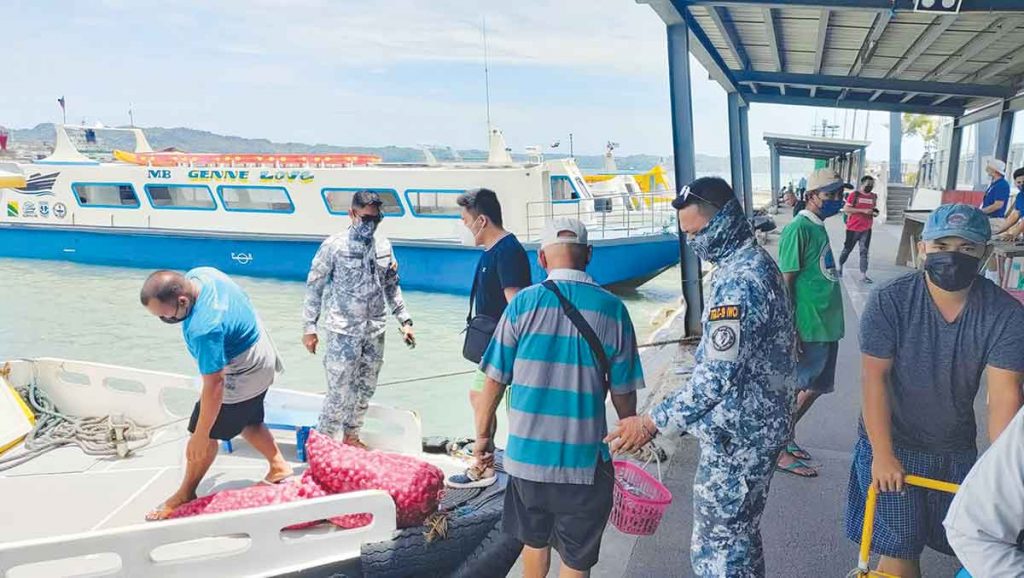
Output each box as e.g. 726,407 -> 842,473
71,183 -> 140,208
145,184 -> 216,210
217,186 -> 294,213
322,188 -> 405,217
405,189 -> 464,218
550,176 -> 580,202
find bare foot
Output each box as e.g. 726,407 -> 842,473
263,461 -> 294,484
776,452 -> 818,478
343,436 -> 368,450
146,491 -> 195,521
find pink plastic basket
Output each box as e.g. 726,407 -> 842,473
610,460 -> 673,536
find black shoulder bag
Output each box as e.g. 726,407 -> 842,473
462,273 -> 499,364
542,280 -> 611,390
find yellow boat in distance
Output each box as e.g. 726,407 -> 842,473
583,143 -> 675,210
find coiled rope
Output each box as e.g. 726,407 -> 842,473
0,362 -> 184,472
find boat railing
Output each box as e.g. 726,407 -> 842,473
525,192 -> 676,240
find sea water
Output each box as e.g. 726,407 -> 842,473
0,257 -> 682,437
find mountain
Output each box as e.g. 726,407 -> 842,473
8,123 -> 814,174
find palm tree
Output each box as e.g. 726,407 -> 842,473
901,113 -> 940,153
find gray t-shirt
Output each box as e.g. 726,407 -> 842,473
858,272 -> 1024,452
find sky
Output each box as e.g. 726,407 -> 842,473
3,0 -> 928,162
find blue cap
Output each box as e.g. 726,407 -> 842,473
922,204 -> 991,244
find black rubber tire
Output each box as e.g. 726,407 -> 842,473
449,523 -> 523,578
360,495 -> 504,578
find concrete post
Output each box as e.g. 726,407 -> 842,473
770,146 -> 780,209
739,104 -> 754,218
727,92 -> 745,205
946,124 -> 963,191
996,102 -> 1014,163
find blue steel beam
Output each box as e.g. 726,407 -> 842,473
887,15 -> 957,78
739,103 -> 754,219
770,146 -> 781,208
732,71 -> 1011,99
995,102 -> 1015,162
708,6 -> 751,70
889,111 -> 902,184
743,92 -> 964,116
924,15 -> 1023,80
668,0 -> 744,95
762,7 -> 784,72
674,1 -> 1024,11
814,10 -> 829,75
946,125 -> 963,191
728,92 -> 746,204
666,22 -> 703,337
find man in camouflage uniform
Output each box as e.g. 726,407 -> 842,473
302,191 -> 415,447
607,177 -> 795,577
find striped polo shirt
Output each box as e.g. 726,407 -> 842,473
480,268 -> 645,485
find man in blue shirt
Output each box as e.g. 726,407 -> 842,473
473,218 -> 644,577
141,268 -> 290,520
448,187 -> 531,489
980,158 -> 1010,283
993,167 -> 1024,239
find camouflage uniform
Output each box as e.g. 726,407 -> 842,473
651,199 -> 796,577
303,226 -> 411,437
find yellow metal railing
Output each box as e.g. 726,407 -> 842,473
854,475 -> 960,577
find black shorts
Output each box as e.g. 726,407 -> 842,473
188,391 -> 267,441
503,459 -> 614,571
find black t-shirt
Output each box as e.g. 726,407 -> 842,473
472,234 -> 532,320
858,272 -> 1024,452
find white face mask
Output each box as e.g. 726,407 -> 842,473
459,217 -> 484,247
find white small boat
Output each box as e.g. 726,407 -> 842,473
0,358 -> 475,577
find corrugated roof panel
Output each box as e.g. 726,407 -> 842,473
891,12 -> 939,26
776,7 -> 827,20
777,27 -> 820,52
722,5 -> 763,21
950,13 -> 1001,30
733,21 -> 771,42
828,27 -> 872,50
828,12 -> 874,28
784,51 -> 817,75
929,32 -> 984,57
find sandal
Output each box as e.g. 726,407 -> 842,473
776,456 -> 818,478
786,441 -> 812,461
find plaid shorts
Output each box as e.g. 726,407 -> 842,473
845,436 -> 976,560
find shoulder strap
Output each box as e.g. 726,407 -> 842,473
542,280 -> 611,389
467,272 -> 480,325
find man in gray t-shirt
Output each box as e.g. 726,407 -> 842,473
845,204 -> 1024,578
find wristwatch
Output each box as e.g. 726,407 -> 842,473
402,319 -> 414,327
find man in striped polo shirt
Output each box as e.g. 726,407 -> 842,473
473,217 -> 645,578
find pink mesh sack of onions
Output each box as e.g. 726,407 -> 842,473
168,470 -> 371,530
305,430 -> 445,528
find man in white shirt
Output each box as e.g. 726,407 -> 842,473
944,406 -> 1024,576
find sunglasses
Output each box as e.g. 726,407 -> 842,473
679,185 -> 720,209
358,214 -> 383,224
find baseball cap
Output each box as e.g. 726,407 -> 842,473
671,176 -> 736,210
805,169 -> 844,195
541,217 -> 589,249
351,190 -> 383,209
922,204 -> 991,245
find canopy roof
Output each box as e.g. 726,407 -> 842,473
640,0 -> 1024,118
763,132 -> 870,159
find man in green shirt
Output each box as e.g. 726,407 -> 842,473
776,169 -> 846,478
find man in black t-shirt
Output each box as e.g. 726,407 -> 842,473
448,188 -> 532,488
845,203 -> 1024,578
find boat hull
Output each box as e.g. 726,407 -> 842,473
0,224 -> 679,293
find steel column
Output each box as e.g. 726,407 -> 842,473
995,102 -> 1015,163
770,146 -> 781,209
667,22 -> 702,337
976,117 -> 998,189
728,92 -> 746,205
739,103 -> 754,218
946,124 -> 963,191
889,111 -> 902,184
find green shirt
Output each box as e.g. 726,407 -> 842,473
778,211 -> 844,342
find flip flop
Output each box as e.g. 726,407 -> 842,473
786,441 -> 812,461
775,458 -> 818,478
259,471 -> 295,486
145,503 -> 177,521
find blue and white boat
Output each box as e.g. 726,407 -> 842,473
0,126 -> 679,293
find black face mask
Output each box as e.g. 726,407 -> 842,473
160,300 -> 190,324
924,251 -> 980,292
